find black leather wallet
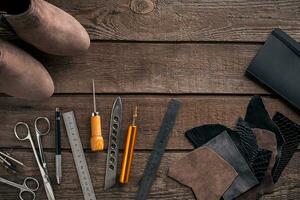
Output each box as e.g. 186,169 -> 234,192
246,28 -> 300,110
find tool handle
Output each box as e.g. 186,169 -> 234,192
90,114 -> 104,151
119,125 -> 137,184
55,109 -> 61,155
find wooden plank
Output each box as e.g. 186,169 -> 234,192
0,150 -> 299,199
1,0 -> 300,42
1,42 -> 270,94
0,95 -> 299,150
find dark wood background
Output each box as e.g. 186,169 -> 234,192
0,0 -> 300,199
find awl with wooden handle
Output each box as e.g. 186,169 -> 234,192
119,106 -> 138,183
90,79 -> 104,151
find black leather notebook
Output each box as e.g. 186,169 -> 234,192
246,28 -> 300,110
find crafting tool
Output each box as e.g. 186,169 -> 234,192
104,97 -> 122,190
63,111 -> 96,200
0,152 -> 25,167
0,151 -> 25,174
0,176 -> 39,200
55,107 -> 62,184
35,117 -> 51,175
14,120 -> 55,200
90,79 -> 104,151
136,99 -> 182,200
119,106 -> 138,184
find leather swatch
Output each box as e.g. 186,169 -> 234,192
204,131 -> 258,200
236,128 -> 277,200
244,96 -> 285,155
272,112 -> 300,183
185,124 -> 232,148
244,96 -> 285,181
235,119 -> 272,182
185,124 -> 245,156
168,146 -> 238,200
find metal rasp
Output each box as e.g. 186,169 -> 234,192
136,99 -> 182,200
104,97 -> 122,190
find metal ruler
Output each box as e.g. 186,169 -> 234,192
62,111 -> 96,200
104,97 -> 122,190
136,99 -> 182,200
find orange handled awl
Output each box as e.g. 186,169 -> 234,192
90,79 -> 104,151
120,106 -> 138,184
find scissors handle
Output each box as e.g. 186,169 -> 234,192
14,122 -> 31,141
19,177 -> 39,200
19,189 -> 36,200
35,117 -> 51,136
24,177 -> 39,192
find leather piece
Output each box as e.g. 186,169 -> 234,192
5,0 -> 90,56
244,95 -> 285,176
204,131 -> 258,200
246,28 -> 300,111
236,128 -> 277,200
250,149 -> 272,183
168,146 -> 238,200
272,112 -> 300,183
235,118 -> 259,165
186,120 -> 271,183
235,119 -> 272,183
185,124 -> 245,155
0,39 -> 54,100
185,124 -> 232,148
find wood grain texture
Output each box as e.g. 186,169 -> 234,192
1,42 -> 271,94
0,95 -> 299,150
1,0 -> 300,42
0,150 -> 299,200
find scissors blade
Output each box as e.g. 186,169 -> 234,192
42,175 -> 55,200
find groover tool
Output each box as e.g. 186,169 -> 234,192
136,99 -> 182,200
63,111 -> 96,200
120,106 -> 138,184
104,97 -> 122,190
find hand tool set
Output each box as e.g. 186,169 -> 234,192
14,117 -> 55,200
0,6 -> 299,197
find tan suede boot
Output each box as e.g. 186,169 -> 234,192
1,0 -> 90,56
0,39 -> 54,100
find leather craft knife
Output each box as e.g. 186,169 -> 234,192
104,97 -> 122,190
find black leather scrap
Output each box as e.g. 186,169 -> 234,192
235,118 -> 272,182
244,96 -> 285,156
204,131 -> 258,200
272,112 -> 300,183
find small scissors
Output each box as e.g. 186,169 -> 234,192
14,117 -> 55,200
0,176 -> 39,200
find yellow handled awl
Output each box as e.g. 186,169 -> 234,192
90,79 -> 104,151
119,106 -> 138,184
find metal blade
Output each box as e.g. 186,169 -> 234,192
43,175 -> 55,200
104,97 -> 122,190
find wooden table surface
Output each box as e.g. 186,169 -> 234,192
0,0 -> 300,199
